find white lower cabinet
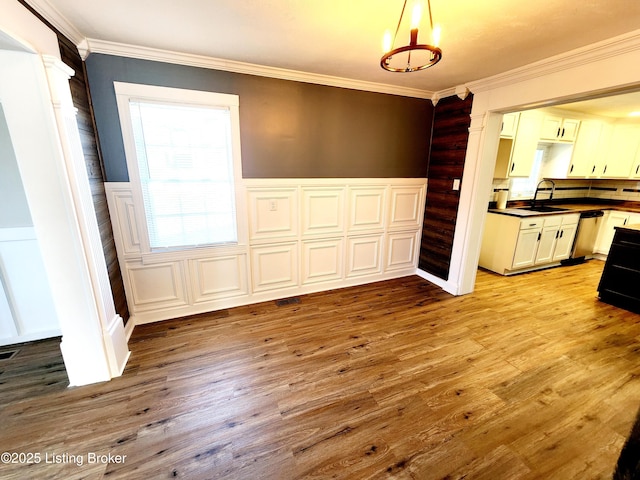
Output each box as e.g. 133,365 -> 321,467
480,212 -> 580,275
553,222 -> 579,261
594,210 -> 640,255
512,222 -> 544,269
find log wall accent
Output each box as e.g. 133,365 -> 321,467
419,94 -> 473,280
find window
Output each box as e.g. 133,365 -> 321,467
115,83 -> 243,251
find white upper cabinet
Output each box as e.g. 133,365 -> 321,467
629,133 -> 640,178
567,119 -> 605,177
540,114 -> 581,142
493,110 -> 543,178
494,105 -> 640,180
599,124 -> 640,178
500,112 -> 520,138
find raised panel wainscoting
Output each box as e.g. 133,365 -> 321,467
105,178 -> 426,326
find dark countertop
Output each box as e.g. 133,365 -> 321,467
617,224 -> 640,233
489,201 -> 640,218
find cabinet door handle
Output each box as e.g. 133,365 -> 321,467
538,232 -> 541,241
570,164 -> 574,173
561,128 -> 565,138
592,165 -> 596,174
603,165 -> 607,174
511,163 -> 515,172
560,230 -> 564,238
557,127 -> 561,138
624,219 -> 628,225
636,165 -> 639,175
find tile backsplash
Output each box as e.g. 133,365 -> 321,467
489,178 -> 640,203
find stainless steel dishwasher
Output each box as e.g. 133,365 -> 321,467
564,210 -> 604,264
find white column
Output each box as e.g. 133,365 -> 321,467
449,111 -> 502,294
41,55 -> 130,383
0,49 -> 128,386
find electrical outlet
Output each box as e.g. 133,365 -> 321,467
269,200 -> 277,211
453,179 -> 461,191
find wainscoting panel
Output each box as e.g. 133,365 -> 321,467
248,188 -> 298,243
106,178 -> 426,325
251,242 -> 298,292
0,227 -> 61,346
389,186 -> 424,230
347,234 -> 383,278
104,184 -> 141,257
386,230 -> 420,271
302,238 -> 343,285
302,187 -> 345,237
126,260 -> 187,311
348,187 -> 386,233
190,254 -> 248,303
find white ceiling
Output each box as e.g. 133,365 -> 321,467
31,0 -> 640,94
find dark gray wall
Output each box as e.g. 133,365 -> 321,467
85,54 -> 433,181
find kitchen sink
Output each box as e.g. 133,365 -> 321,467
519,206 -> 570,213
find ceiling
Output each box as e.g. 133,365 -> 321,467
31,0 -> 640,94
554,91 -> 640,120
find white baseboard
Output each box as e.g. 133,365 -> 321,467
0,328 -> 62,348
415,268 -> 458,295
104,314 -> 130,377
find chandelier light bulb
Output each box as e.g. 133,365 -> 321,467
411,3 -> 422,29
382,30 -> 392,53
432,24 -> 441,47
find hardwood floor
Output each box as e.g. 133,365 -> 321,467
1,260 -> 640,479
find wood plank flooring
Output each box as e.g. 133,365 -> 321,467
2,260 -> 640,479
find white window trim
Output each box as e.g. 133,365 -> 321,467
114,82 -> 247,255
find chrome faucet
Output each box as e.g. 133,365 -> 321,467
532,179 -> 556,208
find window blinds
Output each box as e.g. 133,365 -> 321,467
129,101 -> 238,249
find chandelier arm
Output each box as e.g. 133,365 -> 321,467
427,0 -> 435,30
390,0 -> 408,51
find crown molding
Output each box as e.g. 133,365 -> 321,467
432,29 -> 640,101
464,29 -> 640,94
24,0 -> 434,98
82,38 -> 434,99
24,0 -> 84,46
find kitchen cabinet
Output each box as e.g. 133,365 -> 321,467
567,119 -> 606,177
594,210 -> 640,255
630,143 -> 640,178
500,112 -> 520,138
480,212 -> 580,275
533,214 -> 579,264
493,110 -> 544,178
553,221 -> 579,261
540,114 -> 580,142
512,221 -> 544,268
598,224 -> 640,313
533,215 -> 563,265
598,124 -> 640,178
